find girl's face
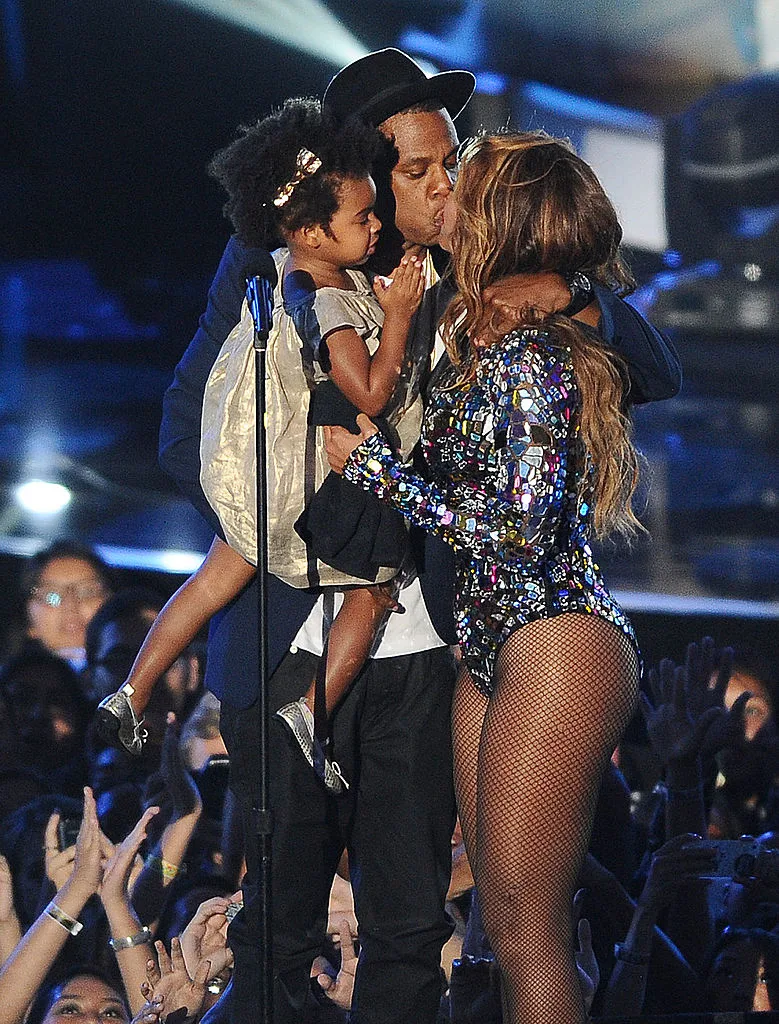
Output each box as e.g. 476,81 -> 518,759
42,975 -> 128,1024
321,176 -> 381,268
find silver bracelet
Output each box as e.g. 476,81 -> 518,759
108,926 -> 152,951
45,901 -> 83,936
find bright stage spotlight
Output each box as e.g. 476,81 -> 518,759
15,480 -> 72,515
167,0 -> 367,65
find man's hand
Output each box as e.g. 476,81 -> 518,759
311,917 -> 357,1010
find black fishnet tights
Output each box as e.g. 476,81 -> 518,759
452,613 -> 639,1024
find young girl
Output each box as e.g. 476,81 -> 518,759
97,99 -> 425,794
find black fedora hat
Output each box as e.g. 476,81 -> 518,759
323,48 -> 475,128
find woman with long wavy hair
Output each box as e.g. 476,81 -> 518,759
326,130 -> 644,1023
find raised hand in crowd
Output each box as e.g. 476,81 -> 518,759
640,638 -> 748,839
132,715 -> 202,929
0,787 -> 104,1024
135,937 -> 210,1024
178,893 -> 235,985
100,804 -> 160,1015
0,856 -> 21,969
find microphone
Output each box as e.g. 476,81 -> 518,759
245,253 -> 278,344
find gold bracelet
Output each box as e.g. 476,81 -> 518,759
45,901 -> 83,936
108,926 -> 152,951
147,855 -> 180,880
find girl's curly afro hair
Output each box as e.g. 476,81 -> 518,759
208,96 -> 382,249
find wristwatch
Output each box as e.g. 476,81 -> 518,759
562,272 -> 593,317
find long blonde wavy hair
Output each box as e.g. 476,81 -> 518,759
440,130 -> 643,539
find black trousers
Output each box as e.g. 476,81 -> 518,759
220,645 -> 457,1024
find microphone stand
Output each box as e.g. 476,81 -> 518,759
246,273 -> 275,1024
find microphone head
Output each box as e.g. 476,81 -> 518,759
244,250 -> 278,288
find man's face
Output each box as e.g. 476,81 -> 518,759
380,108 -> 459,248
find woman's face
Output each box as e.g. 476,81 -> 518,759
725,670 -> 774,741
27,556 -> 109,657
438,189 -> 458,253
707,940 -> 778,1011
42,975 -> 128,1024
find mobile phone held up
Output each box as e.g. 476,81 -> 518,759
57,816 -> 81,851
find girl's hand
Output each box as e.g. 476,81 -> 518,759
373,255 -> 424,320
324,414 -> 378,475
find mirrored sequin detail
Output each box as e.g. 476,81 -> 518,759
343,327 -> 638,694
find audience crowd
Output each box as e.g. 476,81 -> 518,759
0,539 -> 776,1022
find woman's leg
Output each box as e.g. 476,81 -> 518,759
451,663 -> 489,871
476,613 -> 639,1024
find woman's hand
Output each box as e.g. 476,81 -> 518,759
324,414 -> 378,475
179,894 -> 235,982
64,787 -> 105,902
140,937 -> 209,1022
100,806 -> 159,911
43,812 -> 76,893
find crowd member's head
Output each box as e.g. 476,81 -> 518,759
18,540 -> 112,669
83,588 -> 201,739
179,690 -> 226,771
25,967 -> 128,1024
439,131 -> 640,540
720,646 -> 777,743
322,48 -> 474,265
208,96 -> 382,266
705,925 -> 779,1012
0,649 -> 90,785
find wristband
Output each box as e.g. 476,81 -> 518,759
45,901 -> 83,936
108,926 -> 152,951
562,272 -> 593,317
146,855 -> 181,880
614,942 -> 650,966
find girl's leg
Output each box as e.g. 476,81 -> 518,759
302,586 -> 389,713
475,614 -> 639,1024
278,586 -> 390,793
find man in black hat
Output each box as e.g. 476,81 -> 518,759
160,49 -> 680,1024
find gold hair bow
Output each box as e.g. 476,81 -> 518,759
273,148 -> 323,208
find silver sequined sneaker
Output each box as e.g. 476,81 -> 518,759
96,685 -> 148,756
276,698 -> 349,795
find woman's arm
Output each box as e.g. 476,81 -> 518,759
332,336 -> 568,559
0,790 -> 103,1024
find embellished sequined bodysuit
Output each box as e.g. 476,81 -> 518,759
343,326 -> 638,695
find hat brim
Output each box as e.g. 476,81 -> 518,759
352,69 -> 476,127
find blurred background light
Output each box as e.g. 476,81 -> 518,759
166,0 -> 367,64
15,480 -> 72,515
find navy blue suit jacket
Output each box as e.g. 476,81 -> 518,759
159,236 -> 681,708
